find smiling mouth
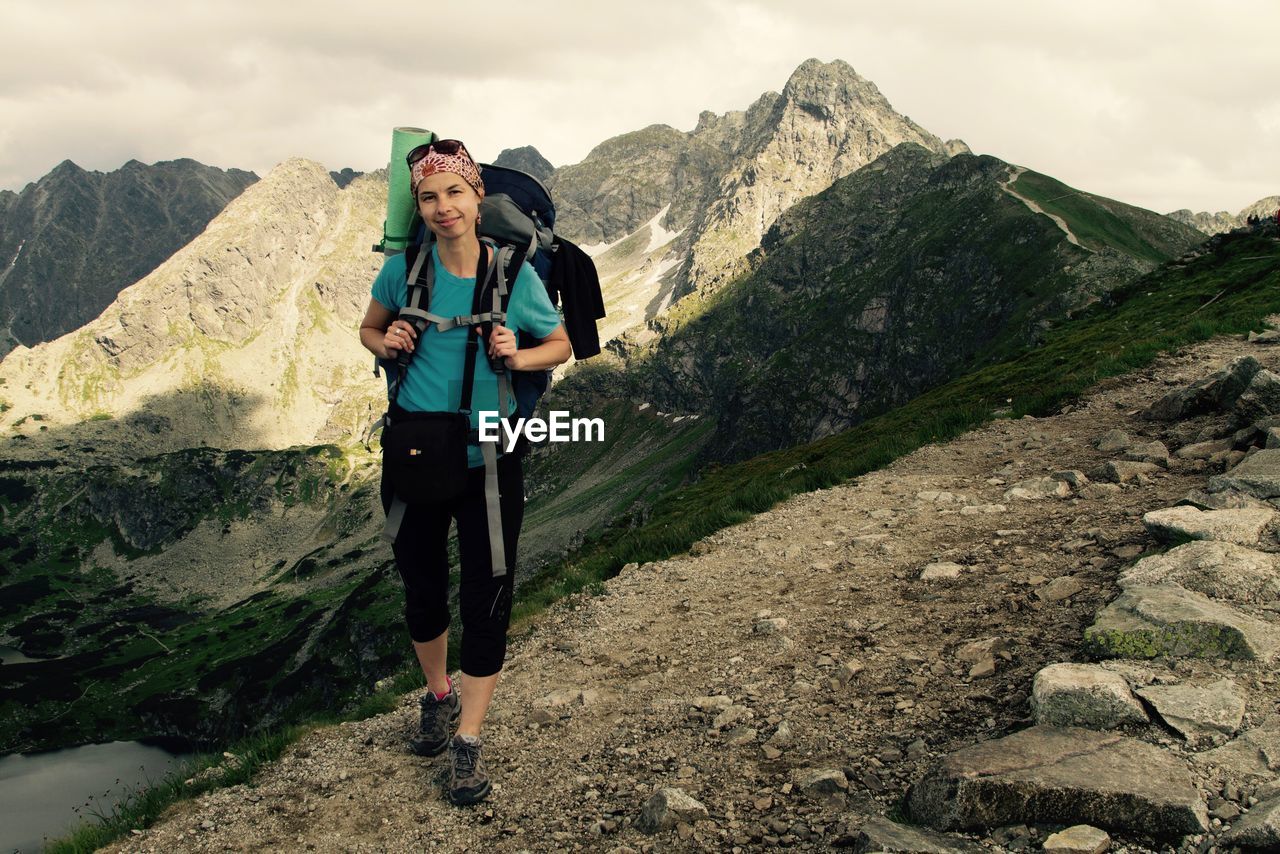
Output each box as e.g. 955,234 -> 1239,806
436,217 -> 460,227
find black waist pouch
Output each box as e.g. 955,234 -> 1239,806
380,408 -> 471,504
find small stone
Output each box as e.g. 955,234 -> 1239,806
713,705 -> 753,730
754,617 -> 788,634
955,637 -> 1009,663
542,687 -> 581,707
1123,440 -> 1171,468
692,695 -> 734,712
1095,429 -> 1134,453
838,659 -> 865,684
968,657 -> 997,679
1092,460 -> 1161,483
1042,824 -> 1111,854
1053,470 -> 1090,488
921,562 -> 963,580
794,767 -> 848,800
636,788 -> 709,834
1037,575 -> 1085,602
1004,477 -> 1072,500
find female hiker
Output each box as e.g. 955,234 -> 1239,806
358,139 -> 570,805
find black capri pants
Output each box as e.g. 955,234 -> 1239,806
381,451 -> 524,677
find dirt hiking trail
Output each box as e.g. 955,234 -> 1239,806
105,330 -> 1280,853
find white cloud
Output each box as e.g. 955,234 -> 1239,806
1,0 -> 1277,214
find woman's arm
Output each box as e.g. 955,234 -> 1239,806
359,298 -> 416,360
484,323 -> 571,371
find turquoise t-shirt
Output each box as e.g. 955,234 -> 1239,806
372,244 -> 563,467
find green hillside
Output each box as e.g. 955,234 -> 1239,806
608,145 -> 1206,464
514,229 -> 1280,615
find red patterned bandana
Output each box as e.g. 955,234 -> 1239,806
410,149 -> 485,197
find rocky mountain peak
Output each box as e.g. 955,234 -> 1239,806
492,146 -> 554,182
677,58 -> 949,298
779,57 -> 884,114
0,157 -> 258,358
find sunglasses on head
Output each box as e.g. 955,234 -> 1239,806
406,139 -> 469,166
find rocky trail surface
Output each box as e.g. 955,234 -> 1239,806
105,329 -> 1280,853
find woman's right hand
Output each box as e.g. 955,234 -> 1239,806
383,320 -> 417,358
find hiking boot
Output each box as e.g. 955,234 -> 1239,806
408,683 -> 460,757
447,734 -> 491,805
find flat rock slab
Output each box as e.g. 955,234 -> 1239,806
1083,583 -> 1280,661
1031,663 -> 1148,729
907,726 -> 1207,836
1209,448 -> 1280,500
1118,541 -> 1280,605
1043,824 -> 1112,854
1195,715 -> 1280,777
1142,505 -> 1277,547
1135,679 -> 1246,747
1222,792 -> 1280,849
847,816 -> 982,853
1176,438 -> 1235,461
1180,487 -> 1274,511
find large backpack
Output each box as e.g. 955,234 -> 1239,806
376,163 -> 558,421
369,161 -> 578,576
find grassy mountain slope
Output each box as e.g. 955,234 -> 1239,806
606,145 -> 1205,462
515,229 -> 1279,616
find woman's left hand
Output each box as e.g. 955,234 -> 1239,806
481,324 -> 520,369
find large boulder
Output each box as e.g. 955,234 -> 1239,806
1118,541 -> 1280,604
907,726 -> 1207,836
1209,448 -> 1280,500
1222,793 -> 1280,849
1083,584 -> 1280,661
1030,663 -> 1148,729
1143,356 -> 1262,421
1232,369 -> 1280,428
1141,505 -> 1277,547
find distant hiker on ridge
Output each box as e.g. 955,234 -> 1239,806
358,139 -> 571,806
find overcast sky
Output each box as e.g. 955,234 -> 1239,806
3,0 -> 1277,214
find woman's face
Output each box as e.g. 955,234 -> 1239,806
416,171 -> 482,242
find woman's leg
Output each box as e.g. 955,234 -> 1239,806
382,470 -> 453,695
453,453 -> 524,736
